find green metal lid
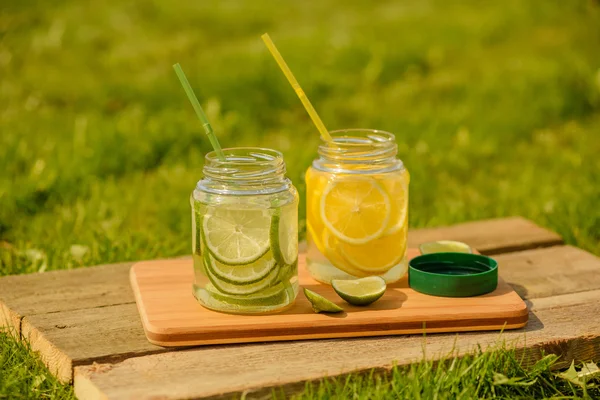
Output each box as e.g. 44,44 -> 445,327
409,253 -> 498,297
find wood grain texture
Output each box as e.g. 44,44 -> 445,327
0,262 -> 133,335
15,244 -> 600,386
497,245 -> 600,299
527,289 -> 600,310
407,216 -> 562,255
132,250 -> 527,347
74,289 -> 600,400
14,244 -> 600,388
22,318 -> 74,383
0,217 -> 576,392
21,303 -> 168,383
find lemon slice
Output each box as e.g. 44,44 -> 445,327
203,206 -> 271,265
340,225 -> 408,274
320,177 -> 391,244
307,221 -> 325,255
322,230 -> 370,277
380,176 -> 408,235
332,276 -> 387,306
419,240 -> 472,254
305,168 -> 328,239
379,256 -> 408,283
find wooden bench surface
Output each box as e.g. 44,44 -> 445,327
1,216 -> 599,400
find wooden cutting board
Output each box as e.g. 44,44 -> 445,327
131,249 -> 528,347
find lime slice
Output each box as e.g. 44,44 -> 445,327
205,282 -> 287,304
209,251 -> 277,284
270,208 -> 298,266
203,207 -> 271,265
419,240 -> 472,255
195,284 -> 291,314
303,288 -> 343,313
332,276 -> 387,306
192,253 -> 207,276
193,209 -> 203,256
204,253 -> 279,295
277,258 -> 298,283
320,177 -> 391,244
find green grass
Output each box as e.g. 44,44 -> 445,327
291,348 -> 600,399
1,0 -> 600,398
0,331 -> 73,399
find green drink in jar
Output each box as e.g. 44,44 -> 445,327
191,148 -> 299,314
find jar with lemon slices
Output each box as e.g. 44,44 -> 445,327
306,129 -> 409,284
191,148 -> 299,314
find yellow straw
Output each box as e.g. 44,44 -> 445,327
261,33 -> 332,142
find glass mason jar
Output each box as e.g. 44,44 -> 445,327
191,148 -> 299,314
305,129 -> 409,284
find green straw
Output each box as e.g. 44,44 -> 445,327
173,63 -> 225,161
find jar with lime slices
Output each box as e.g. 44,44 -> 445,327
306,129 -> 409,284
191,148 -> 299,314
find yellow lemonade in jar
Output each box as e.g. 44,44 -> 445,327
306,129 -> 409,284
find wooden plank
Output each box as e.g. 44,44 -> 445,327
19,244 -> 600,386
74,290 -> 600,400
0,217 -> 568,386
527,288 -> 600,310
408,216 -> 562,255
0,217 -> 560,330
20,303 -> 167,383
131,252 -> 527,347
0,262 -> 133,335
497,245 -> 600,299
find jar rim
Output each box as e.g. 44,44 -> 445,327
314,129 -> 402,174
205,147 -> 284,166
323,129 -> 396,147
200,147 -> 289,195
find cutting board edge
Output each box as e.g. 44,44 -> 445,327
146,318 -> 529,347
131,251 -> 530,348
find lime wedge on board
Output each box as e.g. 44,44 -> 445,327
332,276 -> 387,306
303,288 -> 343,313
